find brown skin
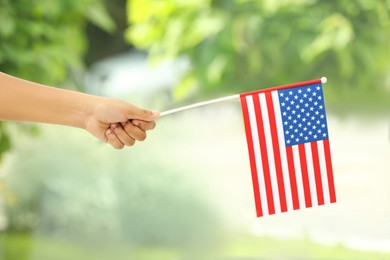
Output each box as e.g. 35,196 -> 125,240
0,72 -> 159,149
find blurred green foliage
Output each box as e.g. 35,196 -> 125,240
126,0 -> 390,109
0,0 -> 115,85
0,0 -> 115,160
2,232 -> 390,259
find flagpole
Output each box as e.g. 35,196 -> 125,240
160,94 -> 240,116
159,77 -> 327,117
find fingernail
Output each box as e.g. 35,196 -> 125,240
152,110 -> 160,117
110,123 -> 118,129
107,129 -> 113,135
132,120 -> 139,126
120,122 -> 126,127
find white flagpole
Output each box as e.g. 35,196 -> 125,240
159,77 -> 327,117
160,94 -> 240,117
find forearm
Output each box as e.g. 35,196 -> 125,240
0,72 -> 95,128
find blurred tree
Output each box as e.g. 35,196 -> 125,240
0,0 -> 115,161
126,0 -> 390,110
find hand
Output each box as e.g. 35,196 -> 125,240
84,96 -> 159,149
106,119 -> 157,149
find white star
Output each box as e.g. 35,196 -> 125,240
298,89 -> 302,94
287,106 -> 291,111
289,125 -> 293,129
291,134 -> 295,139
315,111 -> 319,115
305,136 -> 309,140
294,95 -> 298,99
320,115 -> 325,119
323,133 -> 327,137
318,96 -> 322,100
291,100 -> 295,105
286,97 -> 290,101
280,93 -> 284,97
298,123 -> 302,128
303,127 -> 307,131
296,138 -> 300,142
294,129 -> 298,133
309,131 -> 313,135
310,107 -> 314,111
316,86 -> 320,90
304,94 -> 308,98
284,121 -> 288,126
287,139 -> 291,144
307,87 -> 312,92
299,133 -> 303,137
289,91 -> 293,95
281,102 -> 285,106
293,119 -> 297,124
299,99 -> 304,103
321,124 -> 326,128
288,116 -> 292,120
309,97 -> 313,102
297,114 -> 301,119
314,134 -> 318,139
292,110 -> 296,114
302,118 -> 307,122
313,92 -> 317,96
316,120 -> 320,124
283,112 -> 287,116
319,105 -> 323,109
285,130 -> 290,135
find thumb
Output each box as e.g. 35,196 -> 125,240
128,105 -> 160,121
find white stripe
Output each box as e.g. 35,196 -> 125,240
292,145 -> 305,208
272,91 -> 293,212
317,140 -> 330,204
246,96 -> 269,216
259,93 -> 281,214
305,143 -> 318,207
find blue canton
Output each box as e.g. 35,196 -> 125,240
278,83 -> 329,147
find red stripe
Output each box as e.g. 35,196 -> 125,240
240,96 -> 263,217
298,144 -> 312,208
265,92 -> 287,212
253,93 -> 275,215
311,142 -> 324,205
286,146 -> 300,210
323,139 -> 336,203
241,79 -> 322,98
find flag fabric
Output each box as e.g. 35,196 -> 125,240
240,79 -> 336,217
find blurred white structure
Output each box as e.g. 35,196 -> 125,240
84,50 -> 189,104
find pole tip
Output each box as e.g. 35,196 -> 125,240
321,77 -> 327,84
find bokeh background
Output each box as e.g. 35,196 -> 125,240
1,0 -> 390,259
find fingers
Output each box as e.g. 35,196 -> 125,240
105,128 -> 125,150
105,121 -> 153,149
121,122 -> 147,141
131,120 -> 156,131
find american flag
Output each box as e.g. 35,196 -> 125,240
240,79 -> 336,217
